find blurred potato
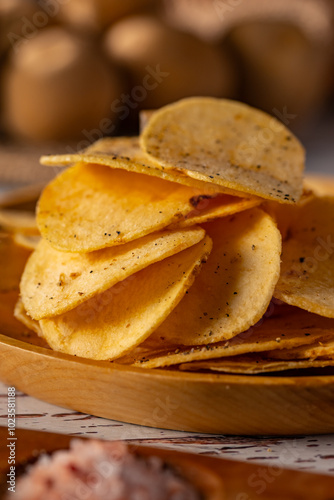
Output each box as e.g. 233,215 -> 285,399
2,27 -> 123,142
228,21 -> 331,123
58,0 -> 155,33
0,0 -> 48,58
104,16 -> 237,109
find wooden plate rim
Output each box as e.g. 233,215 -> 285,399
1,332 -> 334,388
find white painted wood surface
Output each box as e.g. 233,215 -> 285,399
1,381 -> 334,476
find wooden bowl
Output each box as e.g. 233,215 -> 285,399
1,427 -> 334,500
1,323 -> 334,436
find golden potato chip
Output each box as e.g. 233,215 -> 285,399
0,209 -> 39,235
118,304 -> 333,368
178,355 -> 334,374
39,236 -> 212,361
40,136 -> 246,197
20,226 -> 205,320
40,139 -> 261,239
274,196 -> 334,318
170,194 -> 261,228
0,291 -> 47,347
13,233 -> 40,250
304,175 -> 334,197
37,162 -> 231,252
264,189 -> 314,241
6,295 -> 48,348
14,298 -> 42,337
0,234 -> 31,291
267,337 -> 334,361
130,208 -> 281,350
141,97 -> 305,204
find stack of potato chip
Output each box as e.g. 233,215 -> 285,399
17,98 -> 334,374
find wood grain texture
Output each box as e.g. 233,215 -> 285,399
1,333 -> 334,436
1,427 -> 334,500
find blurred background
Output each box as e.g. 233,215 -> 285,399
0,0 -> 333,189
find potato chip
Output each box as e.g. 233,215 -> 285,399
170,194 -> 261,228
128,208 -> 281,351
0,209 -> 39,235
20,226 -> 205,320
141,97 -> 305,204
178,355 -> 334,374
0,234 -> 32,291
14,298 -> 43,337
40,136 -> 247,197
5,295 -> 48,348
40,137 -> 262,232
118,304 -> 334,368
37,162 -> 235,252
304,175 -> 334,197
264,189 -> 314,241
274,196 -> 334,318
267,337 -> 334,361
0,290 -> 47,347
39,236 -> 212,361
